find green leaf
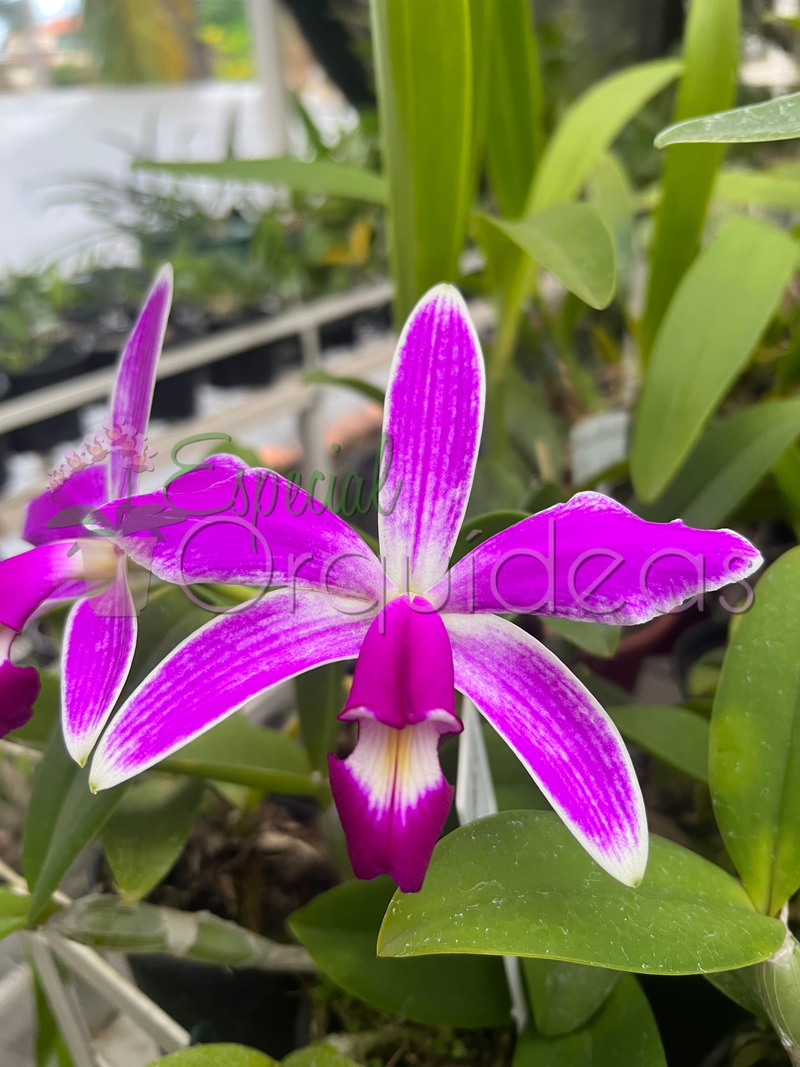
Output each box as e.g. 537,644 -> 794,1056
479,204 -> 616,310
135,157 -> 388,204
480,718 -> 550,812
715,166 -> 800,209
485,0 -> 544,218
634,398 -> 800,528
544,618 -> 622,659
371,0 -> 473,319
101,776 -> 204,903
656,90 -> 800,147
530,59 -> 682,212
0,888 -> 32,941
505,366 -> 567,480
450,509 -> 530,567
304,370 -> 385,405
607,706 -> 710,783
467,0 -> 492,189
632,216 -> 797,502
640,0 -> 740,354
588,154 -> 634,293
283,1049 -> 360,1067
159,712 -> 324,799
514,975 -> 666,1067
23,719 -> 80,893
144,1046 -> 276,1067
290,876 -> 511,1027
295,664 -> 345,775
522,957 -> 620,1037
378,811 -> 784,973
711,546 -> 800,915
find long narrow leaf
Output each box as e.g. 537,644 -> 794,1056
656,91 -> 800,146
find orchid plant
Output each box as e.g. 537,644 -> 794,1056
70,284 -> 759,897
0,268 -> 173,753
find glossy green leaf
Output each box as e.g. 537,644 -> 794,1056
378,811 -> 784,973
101,776 -> 204,903
295,663 -> 345,775
514,975 -> 666,1067
522,957 -> 620,1037
530,59 -> 682,212
450,509 -> 529,567
544,618 -> 622,659
608,705 -> 710,783
635,398 -> 800,528
485,0 -> 544,218
135,157 -> 387,204
656,91 -> 800,147
632,216 -> 797,502
479,204 -> 616,310
371,0 -> 473,319
715,166 -> 800,209
304,370 -> 385,405
0,888 -> 32,941
145,1046 -> 276,1067
641,0 -> 740,354
290,875 -> 511,1026
711,546 -> 800,915
283,1048 -> 360,1067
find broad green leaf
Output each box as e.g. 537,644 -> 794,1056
530,59 -> 682,212
715,166 -> 800,209
0,888 -> 32,941
371,0 -> 473,319
159,712 -> 324,799
101,776 -> 204,903
24,587 -> 214,922
304,370 -> 385,405
378,811 -> 784,973
774,442 -> 800,519
290,875 -> 511,1027
544,618 -> 622,659
450,509 -> 529,567
588,154 -> 634,292
485,0 -> 544,218
641,0 -> 740,355
607,705 -> 710,783
711,546 -> 800,915
522,957 -> 620,1037
295,664 -> 345,775
514,975 -> 666,1067
284,1048 -> 359,1067
468,0 -> 493,188
635,398 -> 800,528
706,966 -> 767,1021
479,204 -> 616,310
135,157 -> 387,204
632,216 -> 797,502
656,91 -> 800,147
145,1045 -> 276,1067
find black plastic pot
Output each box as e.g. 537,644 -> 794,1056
9,340 -> 89,453
128,955 -> 309,1057
150,370 -> 200,422
209,337 -> 301,389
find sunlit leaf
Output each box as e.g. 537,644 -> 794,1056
144,1045 -> 276,1067
656,91 -> 800,147
715,166 -> 800,209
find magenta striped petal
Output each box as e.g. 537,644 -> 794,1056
443,612 -> 648,886
89,589 -> 372,790
428,492 -> 762,623
108,265 -> 173,499
329,716 -> 458,892
62,560 -> 137,765
379,286 -> 484,594
23,465 -> 108,547
96,454 -> 386,605
0,540 -> 115,632
0,626 -> 40,737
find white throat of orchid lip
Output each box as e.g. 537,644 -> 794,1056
76,540 -> 120,586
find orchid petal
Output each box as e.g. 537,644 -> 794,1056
89,589 -> 372,791
0,540 -> 116,632
23,465 -> 108,547
0,658 -> 40,736
379,285 -> 484,594
443,612 -> 648,887
329,716 -> 458,892
108,265 -> 173,499
95,454 -> 387,605
62,560 -> 137,765
429,492 -> 762,624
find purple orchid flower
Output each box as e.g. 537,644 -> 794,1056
85,285 -> 761,892
16,267 -> 173,761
